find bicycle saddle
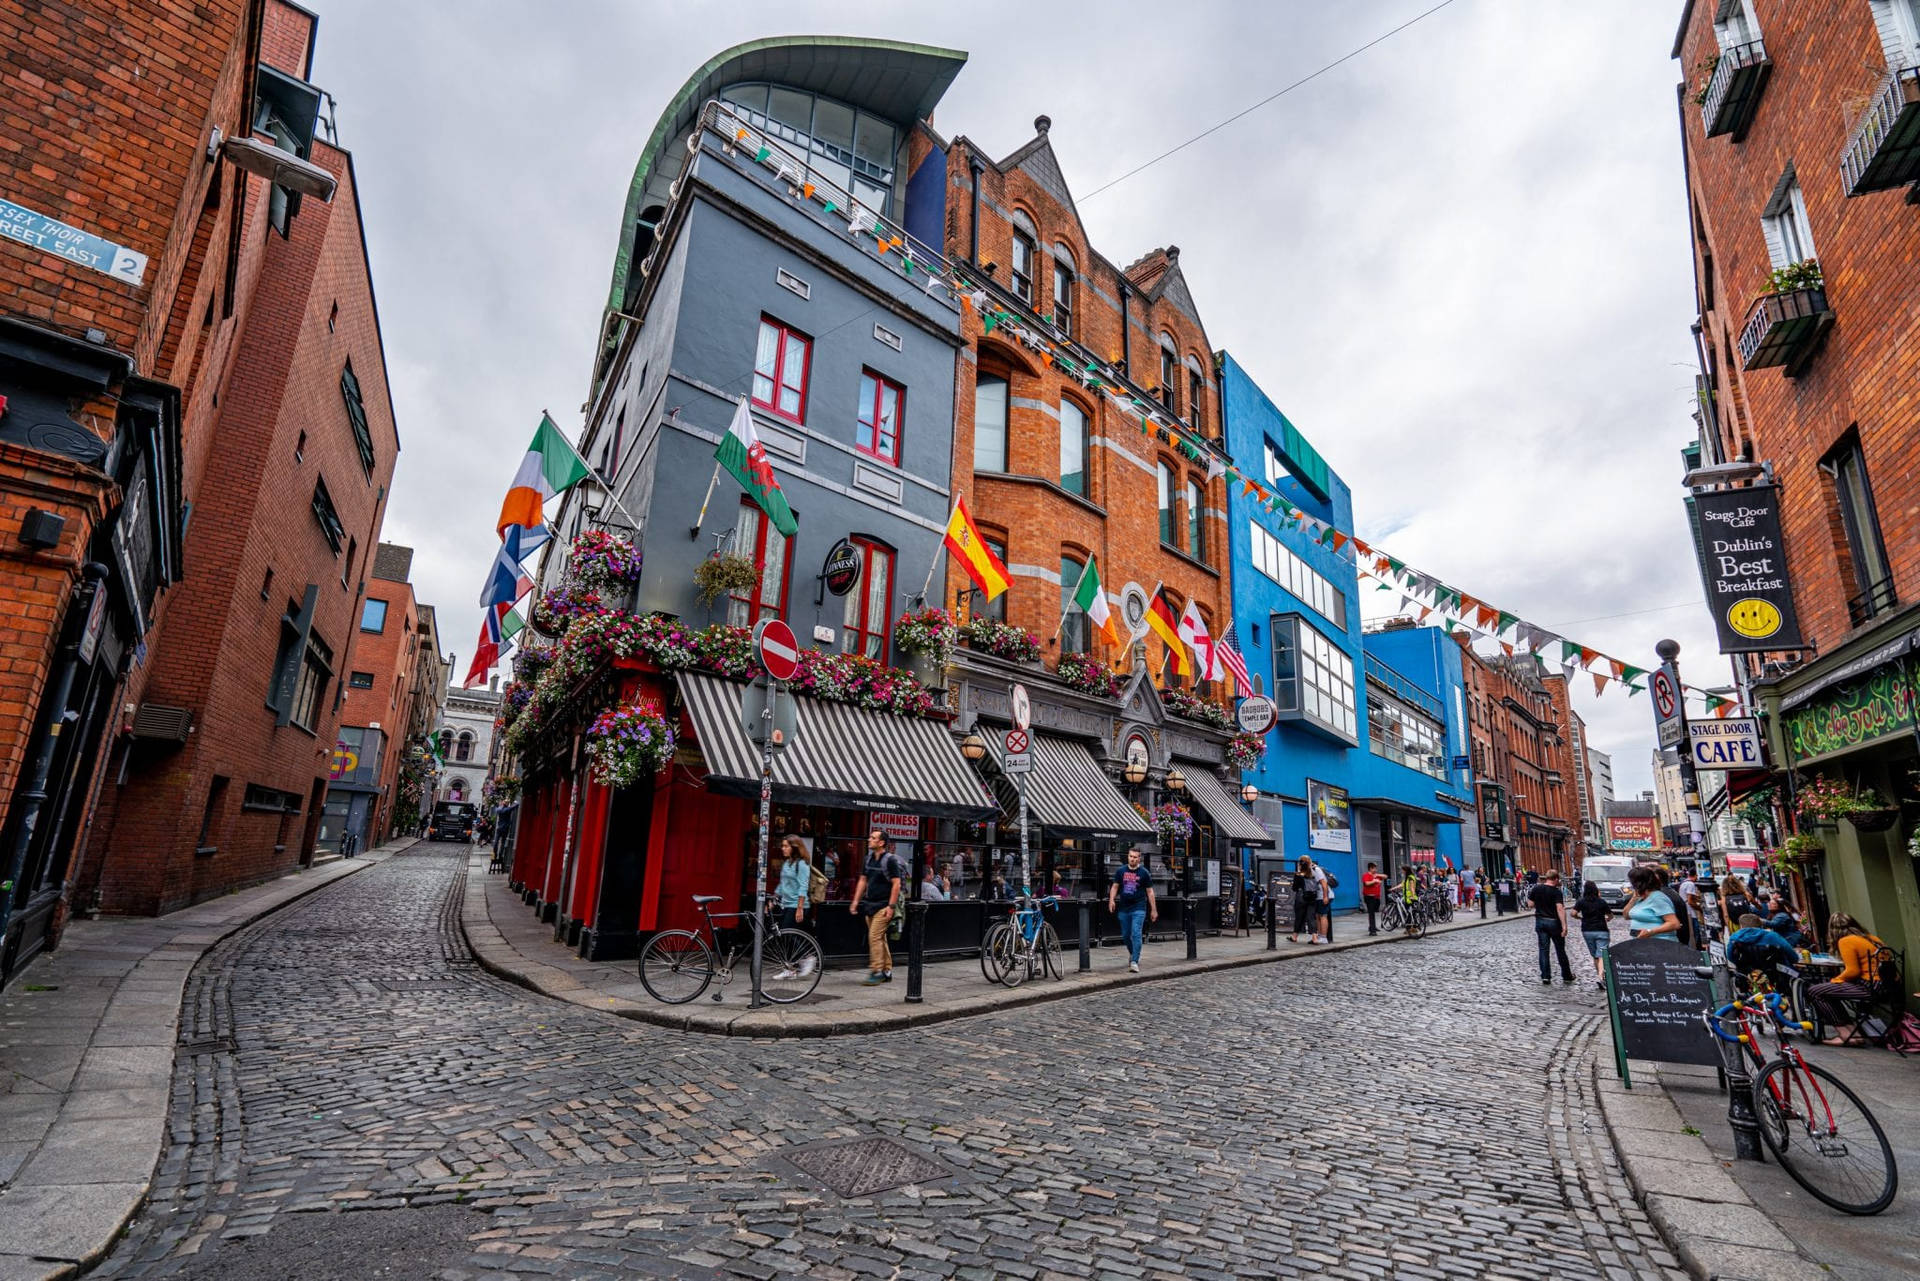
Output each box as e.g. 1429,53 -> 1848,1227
691,894 -> 722,905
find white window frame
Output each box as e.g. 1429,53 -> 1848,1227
1712,0 -> 1761,49
1869,0 -> 1920,69
1759,171 -> 1815,270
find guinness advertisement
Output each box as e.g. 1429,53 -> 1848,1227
1689,485 -> 1803,654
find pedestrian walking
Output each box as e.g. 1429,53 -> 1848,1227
851,829 -> 905,985
1106,847 -> 1157,972
1719,875 -> 1757,933
1574,880 -> 1612,990
772,837 -> 816,978
1361,861 -> 1384,935
1623,866 -> 1681,941
1529,869 -> 1577,985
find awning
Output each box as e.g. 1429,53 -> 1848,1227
676,672 -> 997,820
1001,732 -> 1151,838
1175,765 -> 1275,847
1347,796 -> 1464,825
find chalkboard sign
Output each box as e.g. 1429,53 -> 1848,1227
1217,869 -> 1242,932
1605,935 -> 1720,1085
1268,874 -> 1295,929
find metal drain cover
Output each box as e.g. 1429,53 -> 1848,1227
374,979 -> 462,992
783,1136 -> 954,1198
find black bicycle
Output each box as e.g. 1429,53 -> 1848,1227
638,894 -> 823,1005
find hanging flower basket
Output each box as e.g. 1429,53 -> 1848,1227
693,551 -> 759,608
567,529 -> 643,593
531,585 -> 606,638
1772,832 -> 1824,870
1057,652 -> 1125,699
1225,731 -> 1266,772
584,701 -> 676,789
1848,807 -> 1899,833
1906,830 -> 1920,861
960,617 -> 1042,664
1152,801 -> 1194,846
895,607 -> 959,668
1795,776 -> 1864,825
1161,687 -> 1233,729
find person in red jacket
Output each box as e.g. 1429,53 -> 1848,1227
1361,862 -> 1385,935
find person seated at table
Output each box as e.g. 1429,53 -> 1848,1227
1810,913 -> 1885,1046
1764,894 -> 1810,949
920,867 -> 950,902
985,872 -> 1013,901
1049,870 -> 1071,898
1725,913 -> 1800,989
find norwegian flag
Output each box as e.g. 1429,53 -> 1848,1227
1215,624 -> 1252,695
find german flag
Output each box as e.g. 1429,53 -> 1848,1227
944,497 -> 1010,601
1146,585 -> 1191,676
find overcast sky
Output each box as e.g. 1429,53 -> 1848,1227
311,0 -> 1708,796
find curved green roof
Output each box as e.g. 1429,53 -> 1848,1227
605,35 -> 968,314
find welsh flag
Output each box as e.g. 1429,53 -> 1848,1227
717,398 -> 797,537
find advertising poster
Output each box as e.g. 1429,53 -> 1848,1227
1306,779 -> 1351,852
1689,486 -> 1804,653
1606,816 -> 1657,851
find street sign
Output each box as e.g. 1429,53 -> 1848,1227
1004,724 -> 1032,775
821,539 -> 862,597
740,677 -> 798,747
1688,717 -> 1763,770
1235,695 -> 1277,735
1004,728 -> 1029,754
1650,664 -> 1686,750
1009,682 -> 1031,732
753,618 -> 801,682
0,196 -> 148,285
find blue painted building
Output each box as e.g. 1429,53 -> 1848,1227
1218,353 -> 1472,910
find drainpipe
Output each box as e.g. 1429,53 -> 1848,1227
968,154 -> 984,263
1,564 -> 105,949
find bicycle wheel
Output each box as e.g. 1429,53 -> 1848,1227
1751,1058 -> 1898,1215
979,920 -> 1011,984
761,929 -> 823,1004
1438,898 -> 1454,923
639,930 -> 716,1004
1404,908 -> 1427,940
1037,922 -> 1063,980
1381,899 -> 1403,931
996,929 -> 1030,989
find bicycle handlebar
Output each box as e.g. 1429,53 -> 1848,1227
1705,993 -> 1814,1043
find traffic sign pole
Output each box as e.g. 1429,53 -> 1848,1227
750,683 -> 775,1010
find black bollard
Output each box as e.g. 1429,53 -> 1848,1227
1184,897 -> 1198,960
1480,887 -> 1488,919
905,901 -> 926,1004
1700,963 -> 1766,1160
1266,896 -> 1277,950
1077,899 -> 1092,972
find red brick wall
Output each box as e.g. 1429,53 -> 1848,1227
1679,0 -> 1920,655
83,140 -> 402,914
938,128 -> 1231,686
1457,636 -> 1582,873
337,578 -> 418,839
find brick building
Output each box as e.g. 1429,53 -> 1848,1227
1456,638 -> 1581,876
1673,0 -> 1920,965
68,2 -> 402,918
321,544 -> 442,854
0,0 -> 364,978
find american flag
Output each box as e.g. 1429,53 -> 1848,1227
1214,623 -> 1252,694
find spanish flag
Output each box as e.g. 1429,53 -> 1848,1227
496,413 -> 592,539
1146,585 -> 1191,676
943,497 -> 1009,601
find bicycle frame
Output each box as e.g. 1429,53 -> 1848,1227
1707,988 -> 1839,1134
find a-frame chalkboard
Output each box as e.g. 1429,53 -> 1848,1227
1604,935 -> 1721,1087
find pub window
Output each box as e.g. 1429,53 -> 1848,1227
1159,339 -> 1178,412
854,369 -> 904,465
1051,248 -> 1075,336
1157,462 -> 1176,545
1823,434 -> 1894,620
1188,366 -> 1206,435
751,316 -> 811,424
843,536 -> 895,659
727,497 -> 791,628
1185,476 -> 1204,562
1010,217 -> 1037,304
979,535 -> 1009,622
974,373 -> 1009,473
1059,399 -> 1089,496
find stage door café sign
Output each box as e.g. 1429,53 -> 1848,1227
1690,486 -> 1803,653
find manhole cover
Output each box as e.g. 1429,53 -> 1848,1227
178,1037 -> 236,1055
374,979 -> 462,992
783,1136 -> 954,1198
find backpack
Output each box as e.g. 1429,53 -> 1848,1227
1323,872 -> 1339,892
1886,1012 -> 1920,1056
807,863 -> 827,904
1673,903 -> 1693,948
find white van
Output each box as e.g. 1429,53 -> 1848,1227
1580,856 -> 1636,908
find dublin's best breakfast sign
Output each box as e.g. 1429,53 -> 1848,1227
1690,486 -> 1803,654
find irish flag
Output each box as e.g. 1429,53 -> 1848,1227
1069,555 -> 1119,646
718,398 -> 797,537
496,413 -> 591,539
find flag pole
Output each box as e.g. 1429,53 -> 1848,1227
1052,557 -> 1094,641
542,406 -> 645,535
918,497 -> 955,605
691,461 -> 723,539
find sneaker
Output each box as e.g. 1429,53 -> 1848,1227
881,971 -> 893,982
862,973 -> 885,986
1562,977 -> 1576,985
1128,962 -> 1139,973
1541,978 -> 1552,985
798,958 -> 816,978
771,969 -> 795,981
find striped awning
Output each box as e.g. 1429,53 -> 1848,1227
675,673 -> 998,820
1005,732 -> 1151,838
1177,766 -> 1275,847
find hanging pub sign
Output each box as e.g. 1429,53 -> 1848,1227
821,539 -> 863,597
1689,485 -> 1803,654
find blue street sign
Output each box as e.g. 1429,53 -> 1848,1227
0,196 -> 147,285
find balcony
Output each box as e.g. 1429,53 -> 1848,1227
1701,40 -> 1772,141
1847,575 -> 1899,627
1841,67 -> 1920,197
1368,734 -> 1448,781
1737,286 -> 1833,372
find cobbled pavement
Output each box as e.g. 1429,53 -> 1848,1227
92,842 -> 1688,1280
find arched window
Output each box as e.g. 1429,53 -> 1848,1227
1158,336 -> 1179,413
1051,246 -> 1075,336
1010,212 -> 1037,304
437,729 -> 453,759
843,535 -> 896,659
1060,554 -> 1090,655
974,372 -> 1008,473
448,778 -> 469,801
1157,461 -> 1175,546
454,731 -> 474,763
1059,398 -> 1089,496
1187,357 -> 1208,436
1185,475 -> 1204,563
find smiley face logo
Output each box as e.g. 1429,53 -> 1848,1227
1726,597 -> 1782,640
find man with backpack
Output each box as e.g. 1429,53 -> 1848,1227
851,829 -> 905,986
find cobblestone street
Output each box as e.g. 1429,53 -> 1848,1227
93,843 -> 1686,1280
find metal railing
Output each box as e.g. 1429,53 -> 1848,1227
1840,66 -> 1920,196
1701,39 -> 1769,137
1736,285 -> 1831,368
1363,652 -> 1444,722
1847,576 -> 1898,627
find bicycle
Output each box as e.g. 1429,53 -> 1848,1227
979,895 -> 1061,988
1379,894 -> 1429,938
638,894 -> 823,1005
1705,975 -> 1898,1215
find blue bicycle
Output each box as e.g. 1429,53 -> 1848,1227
979,895 -> 1061,988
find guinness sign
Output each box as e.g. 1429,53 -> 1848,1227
822,539 -> 863,597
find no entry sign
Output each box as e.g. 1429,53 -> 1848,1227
753,618 -> 801,682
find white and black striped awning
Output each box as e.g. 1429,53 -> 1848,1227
676,673 -> 998,820
1177,765 -> 1276,847
1004,732 -> 1152,838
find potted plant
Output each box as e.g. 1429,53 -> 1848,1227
1692,51 -> 1720,107
1162,686 -> 1233,729
894,607 -> 958,679
1766,258 -> 1823,295
1846,786 -> 1898,833
1057,652 -> 1124,699
1151,800 -> 1194,847
583,700 -> 676,789
692,550 -> 759,608
960,616 -> 1042,664
1773,831 -> 1824,870
1907,829 -> 1920,862
1795,775 -> 1855,827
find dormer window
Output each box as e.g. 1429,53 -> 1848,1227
1010,217 -> 1037,304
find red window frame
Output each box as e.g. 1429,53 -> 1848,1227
729,498 -> 792,628
844,536 -> 895,660
854,369 -> 904,464
751,315 -> 811,424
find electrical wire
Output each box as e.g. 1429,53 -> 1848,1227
1080,0 -> 1466,201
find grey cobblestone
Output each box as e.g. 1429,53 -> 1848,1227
92,842 -> 1688,1279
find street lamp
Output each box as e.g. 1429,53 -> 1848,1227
1240,783 -> 1259,805
1166,766 -> 1186,793
960,730 -> 987,763
1123,757 -> 1147,786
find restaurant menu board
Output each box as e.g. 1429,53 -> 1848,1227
1605,936 -> 1721,1083
1216,868 -> 1242,931
1268,875 -> 1295,930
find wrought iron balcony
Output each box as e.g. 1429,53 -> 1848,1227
1841,67 -> 1920,196
1847,576 -> 1898,627
1701,40 -> 1772,140
1737,286 -> 1833,371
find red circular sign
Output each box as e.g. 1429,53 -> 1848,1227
1652,671 -> 1678,719
753,618 -> 801,682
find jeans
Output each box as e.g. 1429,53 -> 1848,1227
778,906 -> 810,937
1581,930 -> 1610,961
1536,920 -> 1574,981
1117,907 -> 1147,963
1363,896 -> 1381,934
